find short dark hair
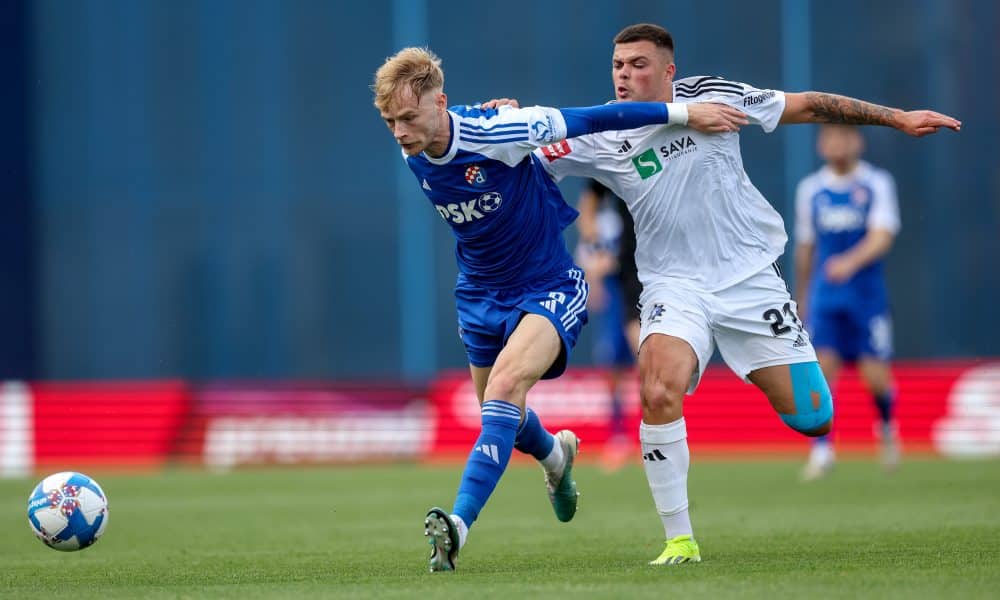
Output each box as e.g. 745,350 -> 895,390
613,23 -> 674,54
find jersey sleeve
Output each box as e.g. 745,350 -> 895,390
867,169 -> 901,234
455,104 -> 569,165
673,77 -> 786,133
794,176 -> 816,244
735,83 -> 786,132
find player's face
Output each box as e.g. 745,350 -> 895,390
612,41 -> 676,102
380,87 -> 447,156
817,125 -> 864,169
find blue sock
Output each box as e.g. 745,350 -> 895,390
814,434 -> 831,446
514,407 -> 555,460
610,392 -> 625,436
874,392 -> 894,425
452,400 -> 521,527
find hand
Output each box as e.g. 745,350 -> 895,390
577,247 -> 617,278
685,103 -> 749,133
481,98 -> 520,110
824,254 -> 858,283
586,278 -> 608,311
895,110 -> 961,136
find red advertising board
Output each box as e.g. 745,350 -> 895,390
6,359 -> 997,474
175,383 -> 432,469
429,361 -> 1000,457
31,381 -> 191,469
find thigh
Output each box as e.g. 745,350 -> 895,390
491,313 -> 563,389
514,267 -> 589,379
713,265 -> 817,382
638,281 -> 714,393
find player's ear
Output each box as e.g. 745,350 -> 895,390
663,61 -> 676,81
436,91 -> 448,111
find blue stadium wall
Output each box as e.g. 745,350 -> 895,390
7,0 -> 997,380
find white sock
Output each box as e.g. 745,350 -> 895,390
640,418 -> 694,540
450,514 -> 469,549
540,436 -> 565,474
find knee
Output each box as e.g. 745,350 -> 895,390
640,376 -> 686,419
780,407 -> 833,437
483,367 -> 529,401
779,361 -> 834,436
799,419 -> 832,437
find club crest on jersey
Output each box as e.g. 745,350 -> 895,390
477,191 -> 502,212
465,165 -> 487,186
647,303 -> 666,323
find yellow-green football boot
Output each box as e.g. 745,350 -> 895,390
649,534 -> 701,565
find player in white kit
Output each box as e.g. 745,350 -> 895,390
525,23 -> 961,565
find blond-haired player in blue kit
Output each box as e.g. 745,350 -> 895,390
492,22 -> 960,565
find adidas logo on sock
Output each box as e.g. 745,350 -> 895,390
643,449 -> 667,462
476,443 -> 500,464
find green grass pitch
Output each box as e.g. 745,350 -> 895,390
1,458 -> 998,598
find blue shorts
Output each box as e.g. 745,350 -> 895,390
809,304 -> 893,362
593,275 -> 635,367
455,267 -> 588,379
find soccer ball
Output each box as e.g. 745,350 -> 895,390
27,471 -> 108,551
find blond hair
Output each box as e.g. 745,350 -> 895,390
372,47 -> 444,112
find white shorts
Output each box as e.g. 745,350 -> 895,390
638,264 -> 818,393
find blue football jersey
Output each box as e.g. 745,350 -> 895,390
795,161 -> 900,310
403,104 -> 580,289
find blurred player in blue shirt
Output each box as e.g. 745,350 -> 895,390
794,124 -> 902,480
574,180 -> 641,471
371,47 -> 745,572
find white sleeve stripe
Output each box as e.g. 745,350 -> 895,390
459,121 -> 527,132
460,126 -> 528,137
675,78 -> 742,94
675,86 -> 742,98
462,135 -> 530,144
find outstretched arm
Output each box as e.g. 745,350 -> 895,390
480,98 -> 748,134
780,92 -> 961,136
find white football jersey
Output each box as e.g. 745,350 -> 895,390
536,76 -> 788,292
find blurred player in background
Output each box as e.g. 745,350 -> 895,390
795,125 -> 902,481
574,180 -> 641,471
527,23 -> 960,566
372,46 -> 747,572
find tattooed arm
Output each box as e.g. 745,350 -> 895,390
780,92 -> 961,136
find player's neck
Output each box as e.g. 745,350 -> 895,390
425,111 -> 453,158
828,159 -> 860,176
